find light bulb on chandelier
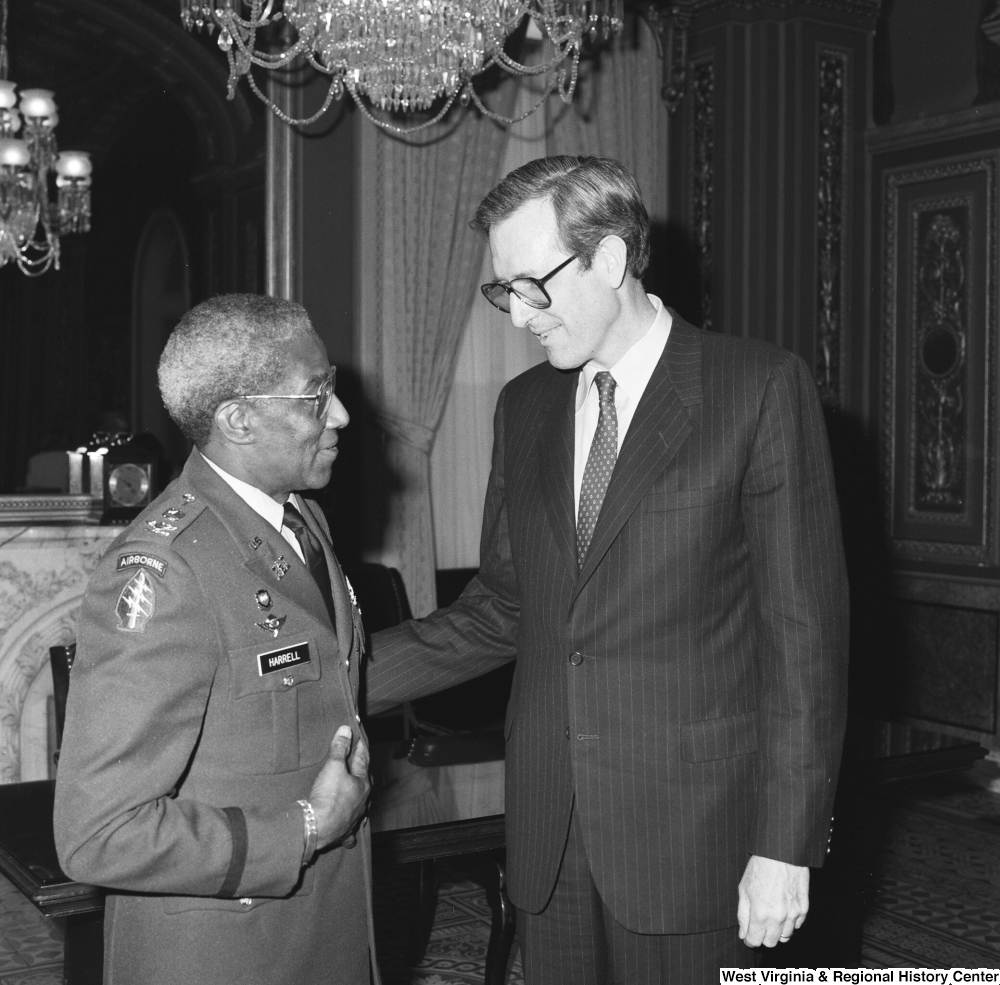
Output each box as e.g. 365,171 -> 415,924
180,0 -> 623,135
0,0 -> 92,277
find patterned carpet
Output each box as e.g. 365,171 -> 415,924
0,769 -> 996,984
860,769 -> 1000,969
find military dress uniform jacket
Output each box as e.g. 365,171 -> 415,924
366,311 -> 850,935
54,450 -> 377,985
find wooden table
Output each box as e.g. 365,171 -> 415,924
0,780 -> 103,985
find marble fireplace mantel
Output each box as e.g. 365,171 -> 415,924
0,525 -> 120,783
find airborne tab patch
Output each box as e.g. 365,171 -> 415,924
257,641 -> 310,676
116,553 -> 168,578
116,570 -> 156,633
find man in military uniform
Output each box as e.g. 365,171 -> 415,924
54,294 -> 374,985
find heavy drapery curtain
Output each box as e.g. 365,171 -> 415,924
430,86 -> 549,569
546,12 -> 669,225
357,90 -> 517,616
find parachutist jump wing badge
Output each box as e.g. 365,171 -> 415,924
256,614 -> 286,638
270,555 -> 290,580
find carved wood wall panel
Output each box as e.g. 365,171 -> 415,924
691,58 -> 715,332
880,155 -> 998,564
816,49 -> 848,406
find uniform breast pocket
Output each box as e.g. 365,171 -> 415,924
643,484 -> 735,513
225,639 -> 327,775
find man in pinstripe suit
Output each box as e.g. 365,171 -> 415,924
367,157 -> 849,983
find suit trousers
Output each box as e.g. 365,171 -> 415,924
518,803 -> 754,985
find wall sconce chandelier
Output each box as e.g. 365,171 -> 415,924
0,0 -> 92,276
180,0 -> 623,134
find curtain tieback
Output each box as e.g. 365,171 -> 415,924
376,412 -> 436,454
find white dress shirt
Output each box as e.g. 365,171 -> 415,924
201,450 -> 306,563
573,295 -> 671,519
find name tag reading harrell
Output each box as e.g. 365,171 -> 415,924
258,642 -> 311,676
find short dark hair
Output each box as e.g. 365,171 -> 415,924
470,156 -> 650,279
158,294 -> 315,446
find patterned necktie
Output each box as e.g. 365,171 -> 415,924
282,501 -> 336,629
576,371 -> 618,569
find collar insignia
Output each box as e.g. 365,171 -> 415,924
162,508 -> 185,519
271,555 -> 290,579
255,589 -> 272,610
146,519 -> 177,537
182,493 -> 196,503
250,536 -> 263,551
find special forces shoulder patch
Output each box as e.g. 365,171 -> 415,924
115,569 -> 156,633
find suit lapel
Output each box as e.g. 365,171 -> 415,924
537,369 -> 579,579
573,313 -> 704,599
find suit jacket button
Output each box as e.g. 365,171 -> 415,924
564,726 -> 570,740
569,651 -> 583,666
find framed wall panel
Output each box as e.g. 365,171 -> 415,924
880,152 -> 999,564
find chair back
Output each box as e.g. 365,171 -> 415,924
49,643 -> 77,762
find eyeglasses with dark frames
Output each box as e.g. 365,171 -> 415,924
481,254 -> 579,313
237,368 -> 337,420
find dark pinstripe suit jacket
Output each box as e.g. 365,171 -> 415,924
367,311 -> 849,935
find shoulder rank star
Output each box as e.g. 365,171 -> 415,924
270,555 -> 290,579
256,614 -> 286,637
255,589 -> 272,609
146,519 -> 177,537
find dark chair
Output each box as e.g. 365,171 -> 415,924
351,564 -> 514,984
49,642 -> 76,765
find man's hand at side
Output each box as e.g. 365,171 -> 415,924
737,855 -> 809,947
309,725 -> 371,850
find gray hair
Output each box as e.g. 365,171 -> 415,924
158,294 -> 315,446
470,156 -> 650,279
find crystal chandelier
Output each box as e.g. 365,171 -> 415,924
180,0 -> 623,134
0,0 -> 92,276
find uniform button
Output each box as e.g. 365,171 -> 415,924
282,676 -> 294,687
345,658 -> 350,670
564,726 -> 570,740
239,897 -> 253,907
569,651 -> 583,666
355,713 -> 361,722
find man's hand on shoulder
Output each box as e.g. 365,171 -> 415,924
737,855 -> 809,948
309,726 -> 371,850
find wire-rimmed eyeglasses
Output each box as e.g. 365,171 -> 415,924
481,255 -> 578,313
237,368 -> 336,420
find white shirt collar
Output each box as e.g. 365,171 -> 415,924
576,295 -> 671,410
200,450 -> 292,534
